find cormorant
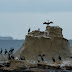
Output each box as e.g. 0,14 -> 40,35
38,54 -> 45,61
28,28 -> 31,33
0,48 -> 2,54
9,48 -> 14,55
41,57 -> 44,61
43,22 -> 50,25
38,60 -> 40,62
50,21 -> 53,24
43,20 -> 53,26
11,55 -> 14,59
70,56 -> 72,58
42,54 -> 46,56
11,48 -> 14,54
5,49 -> 8,54
52,57 -> 55,62
58,55 -> 61,60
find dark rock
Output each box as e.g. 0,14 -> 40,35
3,62 -> 10,67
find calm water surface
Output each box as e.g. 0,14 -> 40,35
0,40 -> 24,53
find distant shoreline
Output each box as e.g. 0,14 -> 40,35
0,36 -> 24,40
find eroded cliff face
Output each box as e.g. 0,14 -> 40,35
15,26 -> 72,63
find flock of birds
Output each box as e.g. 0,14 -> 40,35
8,20 -> 61,62
28,20 -> 53,33
28,20 -> 61,63
0,48 -> 14,60
38,54 -> 62,62
52,55 -> 61,62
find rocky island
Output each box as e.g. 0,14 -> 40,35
15,25 -> 72,62
0,24 -> 72,72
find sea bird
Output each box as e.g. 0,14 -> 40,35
58,55 -> 61,60
52,57 -> 55,62
43,20 -> 53,26
38,60 -> 40,62
5,49 -> 8,54
0,48 -> 2,54
28,28 -> 31,33
38,54 -> 46,61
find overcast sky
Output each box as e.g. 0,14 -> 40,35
0,0 -> 72,39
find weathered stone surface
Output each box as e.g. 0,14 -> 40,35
1,60 -> 72,71
46,26 -> 63,38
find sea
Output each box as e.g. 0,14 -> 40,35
0,40 -> 72,54
0,40 -> 24,54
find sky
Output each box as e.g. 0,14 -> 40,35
0,0 -> 72,39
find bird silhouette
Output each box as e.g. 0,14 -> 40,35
52,57 -> 55,62
43,22 -> 50,24
0,48 -> 2,54
70,56 -> 72,58
43,20 -> 53,26
58,55 -> 61,60
38,60 -> 40,62
42,54 -> 46,56
28,28 -> 31,33
38,54 -> 45,61
50,21 -> 53,24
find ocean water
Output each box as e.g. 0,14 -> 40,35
0,40 -> 24,54
69,40 -> 72,46
0,40 -> 71,54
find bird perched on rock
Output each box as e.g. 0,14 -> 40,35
42,54 -> 46,56
5,49 -> 8,54
38,54 -> 46,61
70,56 -> 72,58
38,54 -> 44,61
52,57 -> 55,62
0,48 -> 2,54
38,60 -> 40,63
58,55 -> 61,60
28,28 -> 31,33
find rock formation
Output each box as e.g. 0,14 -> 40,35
15,26 -> 72,63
